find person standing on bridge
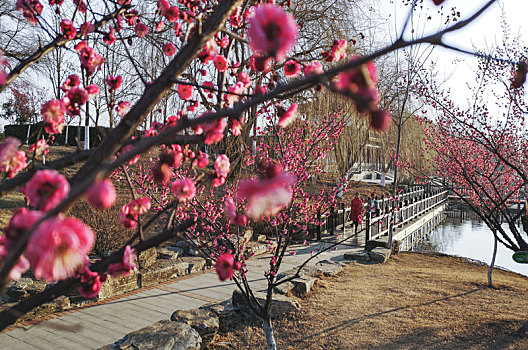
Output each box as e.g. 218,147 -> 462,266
350,193 -> 364,234
374,195 -> 380,217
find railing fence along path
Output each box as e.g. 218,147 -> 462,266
310,185 -> 449,247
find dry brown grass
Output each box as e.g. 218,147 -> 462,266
212,253 -> 528,350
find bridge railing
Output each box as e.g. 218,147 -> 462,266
311,186 -> 448,245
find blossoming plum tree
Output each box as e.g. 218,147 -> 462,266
0,0 -> 514,348
411,43 -> 528,286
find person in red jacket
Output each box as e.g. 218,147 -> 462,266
350,192 -> 364,234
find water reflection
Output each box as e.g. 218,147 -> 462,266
413,216 -> 528,277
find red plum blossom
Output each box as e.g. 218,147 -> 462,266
87,179 -> 117,209
284,60 -> 301,78
41,99 -> 66,134
171,178 -> 196,202
0,137 -> 27,178
237,170 -> 295,220
26,216 -> 95,282
247,4 -> 298,61
215,253 -> 241,281
21,169 -> 70,211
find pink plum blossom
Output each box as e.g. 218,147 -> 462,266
215,253 -> 241,281
337,57 -> 377,93
120,205 -> 137,229
0,137 -> 27,178
163,6 -> 180,22
0,52 -> 7,86
214,55 -> 228,72
41,99 -> 66,134
80,22 -> 95,35
156,21 -> 165,31
106,75 -> 123,93
86,179 -> 116,209
247,4 -> 298,61
116,101 -> 131,116
224,197 -> 247,226
78,267 -> 104,298
237,170 -> 295,220
127,197 -> 151,216
193,151 -> 209,168
284,60 -> 301,78
107,245 -> 137,277
79,46 -> 104,76
64,87 -> 88,116
237,72 -> 252,89
171,178 -> 196,202
60,19 -> 77,40
250,53 -> 273,72
323,39 -> 347,62
304,61 -> 323,75
16,0 -> 43,25
163,42 -> 176,57
21,169 -> 70,211
0,236 -> 30,281
84,85 -> 99,99
61,74 -> 80,92
229,6 -> 242,27
215,154 -> 230,178
205,118 -> 227,145
29,139 -> 49,157
26,216 -> 95,282
103,27 -> 117,45
369,109 -> 391,132
178,83 -> 193,100
134,22 -> 148,38
198,38 -> 218,63
278,103 -> 298,128
4,208 -> 43,240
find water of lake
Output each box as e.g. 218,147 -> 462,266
413,215 -> 528,277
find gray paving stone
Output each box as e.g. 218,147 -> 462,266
44,336 -> 93,350
18,334 -> 70,350
0,334 -> 26,348
4,341 -> 40,350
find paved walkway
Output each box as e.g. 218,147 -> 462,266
0,239 -> 358,350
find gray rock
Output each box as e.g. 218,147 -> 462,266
273,281 -> 294,295
7,278 -> 47,300
291,277 -> 316,295
98,271 -> 139,300
368,247 -> 391,263
158,247 -> 182,260
344,251 -> 370,262
199,303 -> 226,317
365,240 -> 387,252
99,320 -> 201,350
140,261 -> 189,287
313,260 -> 343,276
179,257 -> 206,274
232,290 -> 300,318
23,295 -> 70,320
138,247 -> 158,269
170,309 -> 219,346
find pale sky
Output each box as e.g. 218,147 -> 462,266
377,0 -> 528,110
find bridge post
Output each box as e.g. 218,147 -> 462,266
364,212 -> 371,249
341,202 -> 346,230
317,209 -> 321,241
330,206 -> 335,236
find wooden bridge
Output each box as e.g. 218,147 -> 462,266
310,186 -> 449,250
